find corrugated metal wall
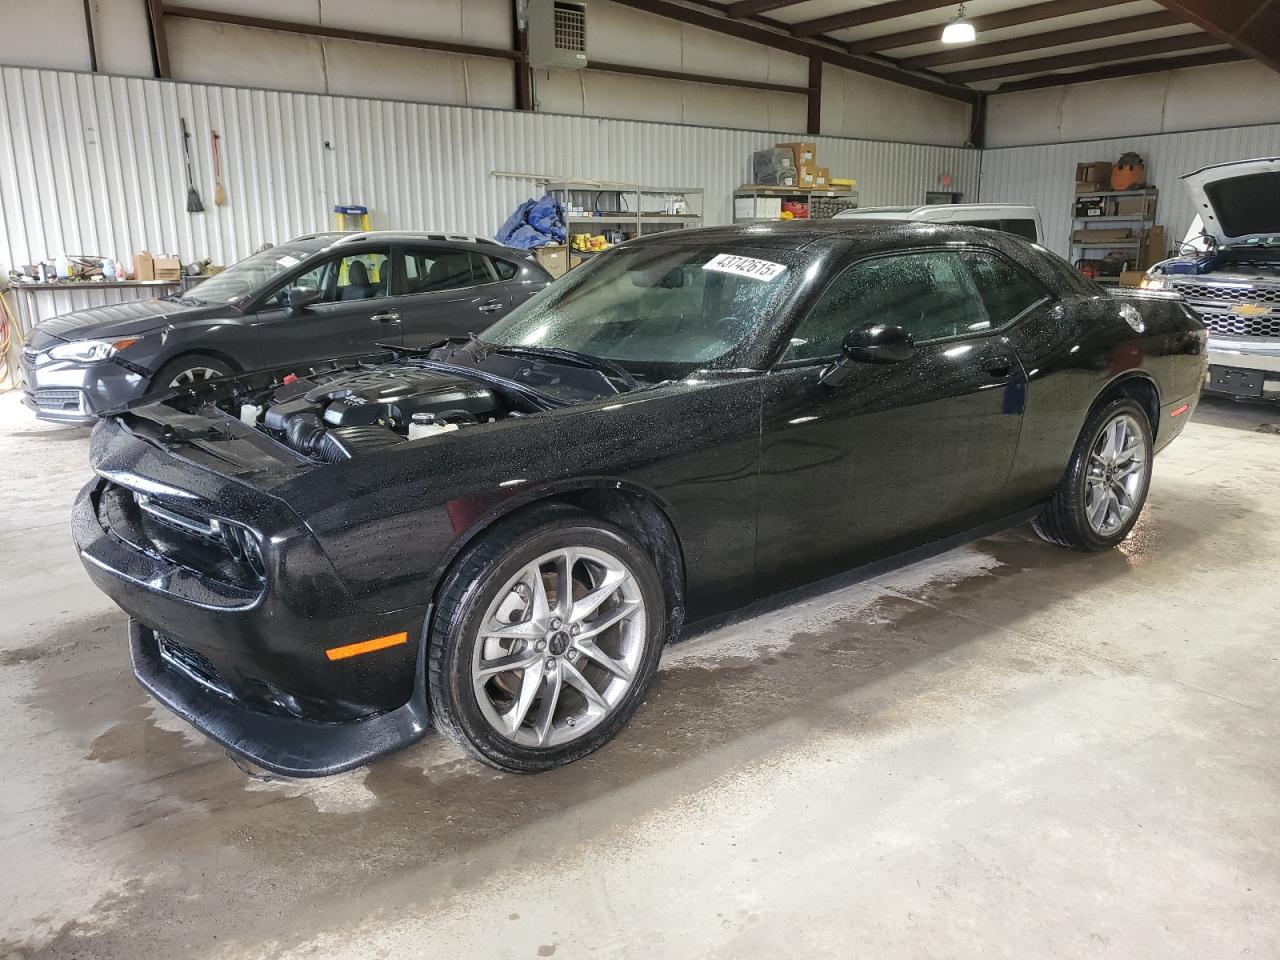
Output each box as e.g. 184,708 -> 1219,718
980,123 -> 1280,260
0,66 -> 981,273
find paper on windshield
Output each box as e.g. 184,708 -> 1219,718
276,255 -> 301,267
702,253 -> 787,282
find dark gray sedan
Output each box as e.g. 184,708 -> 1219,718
20,231 -> 552,424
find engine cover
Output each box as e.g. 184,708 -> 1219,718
314,366 -> 497,429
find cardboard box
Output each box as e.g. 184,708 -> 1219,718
778,141 -> 817,166
734,197 -> 756,220
815,166 -> 830,188
1140,225 -> 1166,269
1076,161 -> 1112,183
798,170 -> 816,188
534,244 -> 568,279
1075,181 -> 1106,195
1119,271 -> 1146,288
154,256 -> 182,281
1072,227 -> 1132,243
756,197 -> 782,219
1115,194 -> 1154,218
796,160 -> 818,180
134,250 -> 155,281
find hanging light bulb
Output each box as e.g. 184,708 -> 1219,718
941,3 -> 976,44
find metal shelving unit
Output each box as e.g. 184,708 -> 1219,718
733,184 -> 859,223
1070,187 -> 1158,286
543,179 -> 704,237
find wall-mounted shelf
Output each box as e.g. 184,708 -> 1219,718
544,179 -> 703,237
733,183 -> 860,223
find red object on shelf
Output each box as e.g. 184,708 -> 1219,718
781,200 -> 809,219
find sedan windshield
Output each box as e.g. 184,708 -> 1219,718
181,241 -> 327,303
481,242 -> 803,374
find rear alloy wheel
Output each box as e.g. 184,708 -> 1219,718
428,507 -> 665,771
1033,397 -> 1154,551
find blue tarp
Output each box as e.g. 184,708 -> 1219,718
496,194 -> 566,249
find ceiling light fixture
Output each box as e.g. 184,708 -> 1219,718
941,3 -> 976,44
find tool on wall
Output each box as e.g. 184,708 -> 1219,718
211,130 -> 227,207
180,117 -> 204,213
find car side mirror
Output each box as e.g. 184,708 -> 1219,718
286,286 -> 323,316
819,324 -> 915,387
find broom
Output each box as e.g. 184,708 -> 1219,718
180,118 -> 204,213
211,130 -> 227,207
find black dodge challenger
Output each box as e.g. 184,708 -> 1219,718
73,221 -> 1207,776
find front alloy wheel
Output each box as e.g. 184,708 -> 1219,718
428,506 -> 666,772
472,547 -> 647,748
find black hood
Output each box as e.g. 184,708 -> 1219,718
26,297 -> 235,349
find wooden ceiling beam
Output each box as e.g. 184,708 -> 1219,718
993,48 -> 1247,91
607,0 -> 979,101
947,32 -> 1220,83
1154,0 -> 1280,75
791,0 -> 958,39
901,12 -> 1182,69
724,0 -> 808,17
845,0 -> 1129,54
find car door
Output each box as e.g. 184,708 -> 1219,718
253,246 -> 400,365
754,247 -> 1028,594
393,246 -> 512,348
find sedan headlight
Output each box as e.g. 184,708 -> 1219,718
46,337 -> 140,363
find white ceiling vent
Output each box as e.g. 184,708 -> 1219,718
529,0 -> 588,70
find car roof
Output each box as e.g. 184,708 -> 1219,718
286,230 -> 508,249
623,219 -> 1017,253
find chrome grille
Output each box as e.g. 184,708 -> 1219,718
1195,311 -> 1280,339
1172,280 -> 1280,304
32,389 -> 84,411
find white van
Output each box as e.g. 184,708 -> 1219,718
834,203 -> 1043,244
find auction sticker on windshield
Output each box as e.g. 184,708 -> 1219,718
703,253 -> 787,282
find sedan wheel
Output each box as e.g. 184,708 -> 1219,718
472,546 -> 647,748
167,366 -> 226,388
428,505 -> 666,772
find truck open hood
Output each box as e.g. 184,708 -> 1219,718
1181,157 -> 1280,246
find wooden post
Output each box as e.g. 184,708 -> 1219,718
146,0 -> 171,78
807,56 -> 822,135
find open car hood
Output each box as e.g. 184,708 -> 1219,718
1181,157 -> 1280,246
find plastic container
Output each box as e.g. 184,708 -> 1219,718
408,413 -> 460,440
239,403 -> 262,426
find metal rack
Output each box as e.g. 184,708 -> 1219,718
1070,187 -> 1159,286
542,179 -> 704,236
733,184 -> 860,223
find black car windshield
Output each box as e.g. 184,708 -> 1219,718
481,242 -> 803,374
182,241 -> 327,303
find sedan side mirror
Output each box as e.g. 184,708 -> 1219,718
819,324 -> 915,387
286,286 -> 323,316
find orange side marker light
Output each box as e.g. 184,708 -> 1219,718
1170,403 -> 1190,417
325,631 -> 409,662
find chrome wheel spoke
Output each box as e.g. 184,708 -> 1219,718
570,569 -> 628,624
561,659 -> 609,712
476,651 -> 541,679
526,562 -> 553,626
502,659 -> 545,735
574,598 -> 640,641
1088,488 -> 1111,529
573,638 -> 632,680
482,617 -> 543,642
532,665 -> 563,746
1115,457 -> 1144,479
552,550 -> 576,621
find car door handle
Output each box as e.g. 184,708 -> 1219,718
371,311 -> 401,323
477,300 -> 504,313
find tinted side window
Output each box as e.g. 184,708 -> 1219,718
999,218 -> 1039,242
786,251 -> 983,361
490,257 -> 519,281
961,251 -> 1046,327
262,251 -> 390,308
403,249 -> 488,294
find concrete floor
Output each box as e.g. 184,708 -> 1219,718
1,388 -> 1278,960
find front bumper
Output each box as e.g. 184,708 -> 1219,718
19,350 -> 149,424
1204,336 -> 1280,399
73,448 -> 432,775
130,620 -> 429,777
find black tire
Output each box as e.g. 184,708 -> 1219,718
1033,397 -> 1154,551
152,353 -> 234,390
427,504 -> 666,772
